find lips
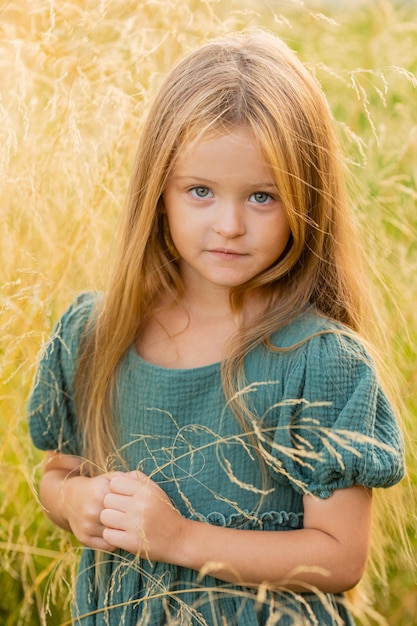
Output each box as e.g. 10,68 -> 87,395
209,248 -> 248,259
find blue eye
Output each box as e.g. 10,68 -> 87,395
250,192 -> 272,204
190,186 -> 211,198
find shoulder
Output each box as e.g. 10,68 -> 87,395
263,310 -> 380,406
270,309 -> 371,365
245,311 -> 371,402
58,290 -> 101,331
51,291 -> 101,350
38,291 -> 101,373
273,310 -> 332,346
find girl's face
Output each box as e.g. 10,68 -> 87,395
162,128 -> 290,297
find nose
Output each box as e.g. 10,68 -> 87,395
213,200 -> 246,238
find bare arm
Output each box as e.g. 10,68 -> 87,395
100,471 -> 372,593
40,451 -> 117,551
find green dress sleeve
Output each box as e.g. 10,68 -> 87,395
27,292 -> 97,455
270,330 -> 405,498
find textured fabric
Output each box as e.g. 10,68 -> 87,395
28,292 -> 405,625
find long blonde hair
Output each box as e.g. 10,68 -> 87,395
76,31 -> 371,470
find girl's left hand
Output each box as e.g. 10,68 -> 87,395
100,471 -> 185,561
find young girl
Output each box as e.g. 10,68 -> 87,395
28,31 -> 405,625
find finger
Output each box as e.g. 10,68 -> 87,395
75,523 -> 117,552
109,475 -> 142,495
100,508 -> 127,530
102,527 -> 128,551
102,526 -> 147,556
102,491 -> 130,512
89,535 -> 117,551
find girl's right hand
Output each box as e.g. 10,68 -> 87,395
39,452 -> 121,552
62,473 -> 119,551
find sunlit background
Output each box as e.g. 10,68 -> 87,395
1,1 -> 416,624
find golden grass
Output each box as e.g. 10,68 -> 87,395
1,0 -> 416,624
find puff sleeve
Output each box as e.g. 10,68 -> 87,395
269,330 -> 405,499
27,292 -> 97,455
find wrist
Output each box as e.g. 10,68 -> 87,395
60,473 -> 81,530
172,518 -> 209,572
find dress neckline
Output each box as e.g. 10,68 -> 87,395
127,344 -> 222,374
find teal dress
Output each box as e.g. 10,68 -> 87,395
28,293 -> 404,626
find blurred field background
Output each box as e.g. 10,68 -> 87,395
0,0 -> 416,624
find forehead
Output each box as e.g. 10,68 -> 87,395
171,128 -> 274,181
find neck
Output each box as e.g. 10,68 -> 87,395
180,282 -> 233,319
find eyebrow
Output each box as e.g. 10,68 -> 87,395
173,175 -> 277,188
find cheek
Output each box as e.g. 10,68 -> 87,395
272,222 -> 295,273
165,217 -> 195,254
265,214 -> 291,255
